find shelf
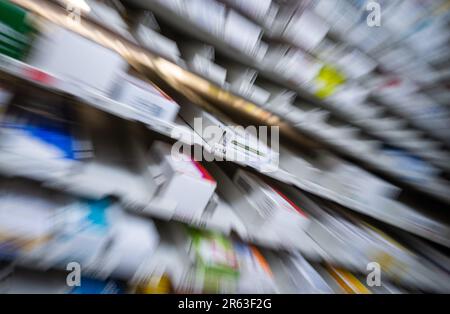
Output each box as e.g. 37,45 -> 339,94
8,0 -> 450,205
0,14 -> 448,247
1,0 -> 449,293
130,1 -> 450,203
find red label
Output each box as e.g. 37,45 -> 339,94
192,160 -> 215,183
24,68 -> 54,85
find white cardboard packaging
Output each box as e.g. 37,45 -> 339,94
282,252 -> 333,293
148,141 -> 217,220
27,23 -> 127,94
226,64 -> 258,96
0,182 -> 64,253
284,9 -> 330,51
225,125 -> 279,167
179,101 -> 278,166
258,83 -> 296,111
178,41 -> 227,86
224,10 -> 263,56
190,55 -> 227,87
328,163 -> 400,206
224,0 -> 276,26
110,73 -> 179,122
86,0 -> 135,41
279,147 -> 321,182
205,164 -> 313,249
187,0 -> 226,37
278,50 -> 322,85
108,213 -> 160,278
39,200 -> 115,267
232,169 -> 309,241
248,84 -> 271,105
133,24 -> 182,63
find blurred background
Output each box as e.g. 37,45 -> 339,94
0,0 -> 449,294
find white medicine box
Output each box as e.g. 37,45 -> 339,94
149,141 -> 217,220
110,73 -> 180,122
27,23 -> 127,94
233,169 -> 309,233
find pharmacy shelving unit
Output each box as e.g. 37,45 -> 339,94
119,0 -> 450,204
295,1 -> 450,149
0,220 -> 253,293
217,0 -> 450,157
2,0 -> 450,292
324,26 -> 450,149
1,47 -> 449,252
370,93 -> 450,149
0,47 -> 450,255
0,54 -> 315,252
24,0 -> 450,193
4,0 -> 450,247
